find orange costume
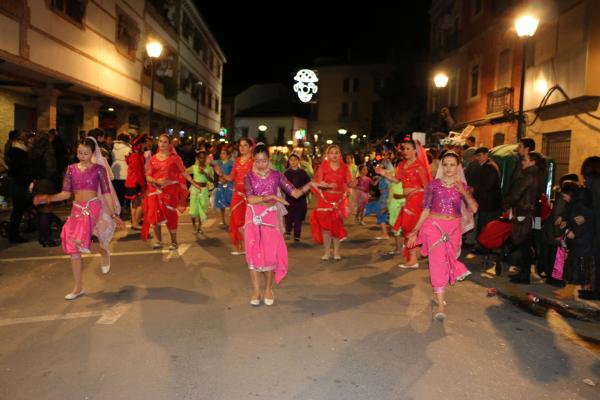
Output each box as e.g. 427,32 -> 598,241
228,157 -> 254,246
310,159 -> 352,244
142,153 -> 188,240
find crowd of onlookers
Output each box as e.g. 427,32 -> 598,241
1,128 -> 599,302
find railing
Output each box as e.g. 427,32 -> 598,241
486,87 -> 514,115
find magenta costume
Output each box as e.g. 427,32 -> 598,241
417,179 -> 471,293
244,170 -> 296,284
60,164 -> 111,254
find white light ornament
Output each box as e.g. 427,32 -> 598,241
293,69 -> 319,103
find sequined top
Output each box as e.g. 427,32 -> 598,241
422,179 -> 469,218
231,157 -> 254,192
244,170 -> 296,197
62,163 -> 110,194
394,159 -> 429,190
145,153 -> 186,181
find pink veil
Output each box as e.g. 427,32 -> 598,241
88,137 -> 120,248
435,156 -> 474,233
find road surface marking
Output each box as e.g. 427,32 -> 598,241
0,303 -> 128,327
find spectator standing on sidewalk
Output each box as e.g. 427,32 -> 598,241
111,133 -> 132,211
6,130 -> 32,243
472,147 -> 502,237
578,156 -> 600,300
503,151 -> 546,284
29,131 -> 61,247
555,181 -> 595,300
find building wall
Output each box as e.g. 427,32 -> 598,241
0,89 -> 37,147
309,64 -> 393,141
0,0 -> 224,146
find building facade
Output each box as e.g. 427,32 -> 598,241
0,0 -> 225,149
429,0 -> 600,177
307,63 -> 394,146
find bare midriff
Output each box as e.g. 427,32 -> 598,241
429,212 -> 458,221
73,190 -> 100,202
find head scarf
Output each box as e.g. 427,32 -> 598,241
87,136 -> 120,248
436,152 -> 474,233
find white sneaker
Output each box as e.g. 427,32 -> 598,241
101,264 -> 110,274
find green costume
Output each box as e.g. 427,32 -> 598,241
188,163 -> 213,222
387,181 -> 405,236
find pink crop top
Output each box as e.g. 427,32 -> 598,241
62,163 -> 110,194
244,170 -> 296,197
422,179 -> 468,218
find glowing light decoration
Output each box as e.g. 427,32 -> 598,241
434,73 -> 449,88
287,140 -> 293,145
258,125 -> 268,132
219,127 -> 228,137
293,69 -> 319,103
515,15 -> 539,37
295,129 -> 307,140
326,139 -> 333,144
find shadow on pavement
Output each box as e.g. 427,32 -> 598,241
485,301 -> 573,383
87,285 -> 210,306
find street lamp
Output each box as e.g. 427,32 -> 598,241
194,80 -> 204,144
146,40 -> 163,136
515,15 -> 539,139
433,73 -> 449,88
337,128 -> 347,135
258,125 -> 268,132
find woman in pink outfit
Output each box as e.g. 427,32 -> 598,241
244,143 -> 313,306
33,138 -> 123,300
407,151 -> 477,321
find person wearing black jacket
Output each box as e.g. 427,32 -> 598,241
30,131 -> 61,247
578,156 -> 600,300
6,130 -> 32,243
503,151 -> 546,284
473,147 -> 502,233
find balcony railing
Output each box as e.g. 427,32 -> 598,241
486,87 -> 514,115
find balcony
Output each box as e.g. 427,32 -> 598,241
486,87 -> 514,115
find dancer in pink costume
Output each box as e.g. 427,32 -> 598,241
34,137 -> 123,300
407,151 -> 477,320
244,143 -> 313,306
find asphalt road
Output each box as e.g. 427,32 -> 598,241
0,216 -> 599,400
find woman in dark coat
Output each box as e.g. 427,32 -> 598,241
29,131 -> 62,246
578,156 -> 600,299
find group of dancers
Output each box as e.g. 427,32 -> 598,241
33,135 -> 479,321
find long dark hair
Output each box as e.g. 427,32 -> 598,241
252,142 -> 268,158
581,156 -> 600,177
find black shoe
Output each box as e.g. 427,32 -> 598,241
578,291 -> 600,300
294,237 -> 300,242
9,235 -> 28,243
546,277 -> 565,287
495,262 -> 503,277
509,276 -> 531,284
39,239 -> 60,247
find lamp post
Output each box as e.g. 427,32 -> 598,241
194,80 -> 204,144
515,15 -> 539,140
146,41 -> 163,137
433,72 -> 449,113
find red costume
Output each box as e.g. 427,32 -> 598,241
392,158 -> 431,254
142,153 -> 188,240
228,157 -> 254,246
124,152 -> 147,201
310,159 -> 352,244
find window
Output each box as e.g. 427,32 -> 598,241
353,78 -> 360,92
116,8 -> 140,59
203,46 -> 209,64
209,52 -> 215,72
470,64 -> 479,98
50,0 -> 87,26
341,102 -> 349,117
214,97 -> 219,113
193,32 -> 204,54
216,62 -> 221,78
351,102 -> 359,118
492,133 -> 505,147
182,13 -> 193,42
449,71 -> 459,106
207,90 -> 212,110
496,49 -> 511,89
200,85 -> 207,105
277,127 -> 285,145
343,78 -> 350,93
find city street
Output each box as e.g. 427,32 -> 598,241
1,215 -> 598,400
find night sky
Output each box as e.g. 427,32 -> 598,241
196,1 -> 432,95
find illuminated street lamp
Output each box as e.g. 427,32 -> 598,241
433,73 -> 449,88
337,128 -> 347,135
515,15 -> 539,139
258,125 -> 268,132
326,139 -> 333,144
146,40 -> 163,137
